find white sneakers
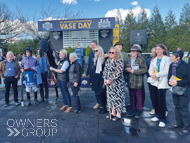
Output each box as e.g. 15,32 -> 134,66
93,103 -> 100,109
151,117 -> 166,127
159,122 -> 166,127
151,117 -> 159,122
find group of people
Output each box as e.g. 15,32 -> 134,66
87,41 -> 190,135
0,40 -> 190,135
0,47 -> 82,114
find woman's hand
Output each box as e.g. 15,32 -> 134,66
126,67 -> 131,72
104,79 -> 107,85
130,70 -> 134,74
50,67 -> 54,71
150,73 -> 156,79
21,69 -> 24,73
74,82 -> 78,87
169,80 -> 177,86
106,80 -> 111,85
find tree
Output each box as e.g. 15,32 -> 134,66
137,7 -> 149,30
67,46 -> 72,53
165,9 -> 177,31
148,5 -> 166,51
179,2 -> 190,28
85,46 -> 91,57
120,8 -> 137,52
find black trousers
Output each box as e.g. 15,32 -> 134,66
39,72 -> 49,100
148,83 -> 154,108
152,86 -> 167,122
142,76 -> 145,107
97,92 -> 107,108
172,93 -> 190,130
4,77 -> 18,103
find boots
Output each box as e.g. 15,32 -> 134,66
34,92 -> 39,105
26,92 -> 31,106
101,106 -> 107,114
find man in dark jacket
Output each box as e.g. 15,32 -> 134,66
69,53 -> 82,113
0,51 -> 21,107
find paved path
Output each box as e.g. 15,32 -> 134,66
0,80 -> 190,143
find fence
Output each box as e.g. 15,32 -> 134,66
0,52 -> 189,87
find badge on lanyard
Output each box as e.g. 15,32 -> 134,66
132,64 -> 139,70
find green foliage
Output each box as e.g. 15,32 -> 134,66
7,38 -> 40,55
67,46 -> 72,53
85,45 -> 91,57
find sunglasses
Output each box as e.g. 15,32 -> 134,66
94,50 -> 99,52
109,52 -> 115,54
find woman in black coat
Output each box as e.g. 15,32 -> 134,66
92,46 -> 107,114
168,50 -> 190,135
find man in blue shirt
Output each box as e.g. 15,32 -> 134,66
186,51 -> 190,64
0,51 -> 21,107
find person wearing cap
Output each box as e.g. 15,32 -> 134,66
21,47 -> 39,106
126,45 -> 147,118
133,44 -> 147,109
36,49 -> 49,103
0,51 -> 21,107
149,44 -> 171,127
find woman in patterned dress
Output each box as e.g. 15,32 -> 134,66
103,47 -> 126,121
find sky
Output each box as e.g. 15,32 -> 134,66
0,0 -> 188,22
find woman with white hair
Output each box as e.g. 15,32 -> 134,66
92,46 -> 108,114
68,53 -> 82,113
50,49 -> 72,113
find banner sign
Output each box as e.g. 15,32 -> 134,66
113,24 -> 119,46
130,29 -> 147,45
38,17 -> 115,31
24,71 -> 37,87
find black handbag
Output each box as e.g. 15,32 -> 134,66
170,86 -> 186,96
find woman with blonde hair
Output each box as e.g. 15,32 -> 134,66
103,47 -> 126,121
149,44 -> 171,127
92,46 -> 108,114
50,49 -> 72,113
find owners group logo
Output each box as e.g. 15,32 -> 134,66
42,22 -> 53,30
7,119 -> 57,137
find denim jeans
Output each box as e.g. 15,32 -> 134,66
71,85 -> 81,110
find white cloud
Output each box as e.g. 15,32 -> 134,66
94,0 -> 100,1
61,0 -> 77,4
131,1 -> 138,6
105,7 -> 151,20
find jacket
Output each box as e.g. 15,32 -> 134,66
86,51 -> 95,84
126,55 -> 147,89
148,56 -> 171,89
168,60 -> 190,87
68,60 -> 82,86
0,60 -> 21,80
92,57 -> 107,93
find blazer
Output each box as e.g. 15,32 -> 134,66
168,60 -> 190,87
148,56 -> 171,89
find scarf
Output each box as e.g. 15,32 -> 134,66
95,56 -> 102,74
172,60 -> 181,76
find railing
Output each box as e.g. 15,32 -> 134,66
0,53 -> 189,87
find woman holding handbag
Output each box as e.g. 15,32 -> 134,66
92,46 -> 108,114
149,44 -> 171,127
168,50 -> 190,135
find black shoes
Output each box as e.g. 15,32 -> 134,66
99,107 -> 107,114
44,99 -> 48,103
127,110 -> 136,117
135,111 -> 142,118
4,103 -> 9,107
40,99 -> 44,102
34,99 -> 39,105
74,109 -> 81,114
15,102 -> 20,106
169,125 -> 181,129
26,101 -> 31,106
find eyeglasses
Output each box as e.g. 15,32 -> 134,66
94,50 -> 99,52
109,52 -> 115,54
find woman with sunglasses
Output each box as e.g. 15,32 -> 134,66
92,46 -> 108,114
168,50 -> 190,135
126,45 -> 147,118
149,44 -> 171,127
103,47 -> 126,121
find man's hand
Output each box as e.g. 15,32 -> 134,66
74,82 -> 78,87
15,75 -> 18,79
169,80 -> 177,86
50,67 -> 54,71
130,70 -> 134,74
21,69 -> 24,73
